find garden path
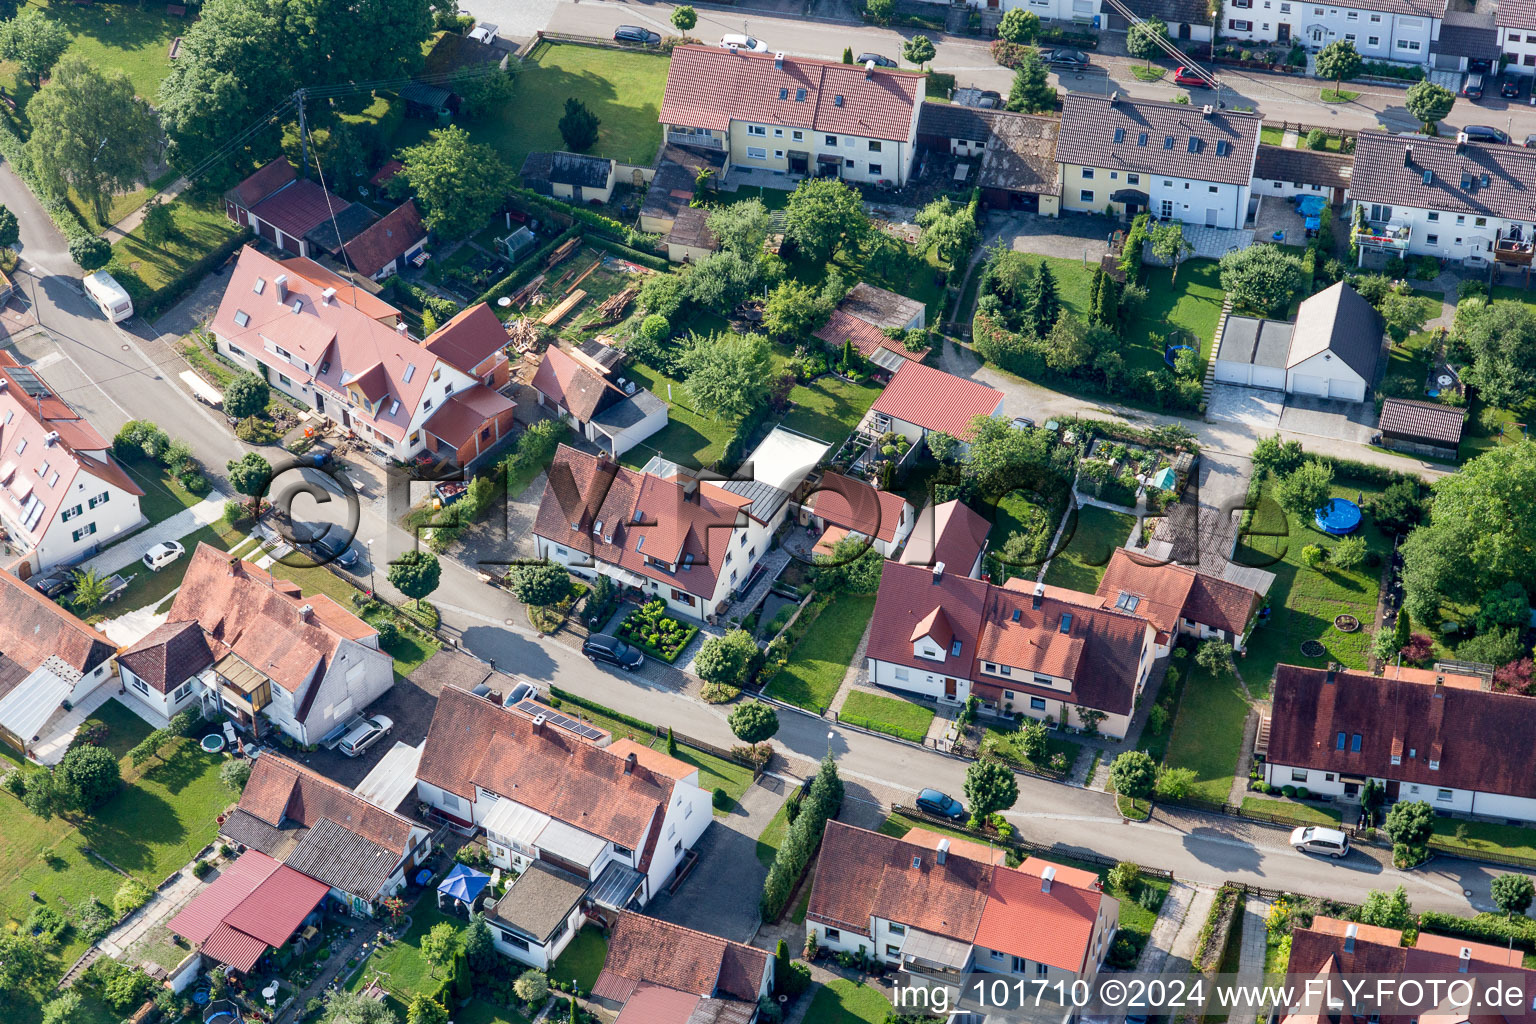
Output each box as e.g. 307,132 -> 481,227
1237,896 -> 1272,982
1136,880 -> 1211,973
74,489 -> 231,578
825,613 -> 875,717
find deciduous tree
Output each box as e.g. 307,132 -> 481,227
1357,885 -> 1412,928
671,5 -> 698,32
394,126 -> 511,240
1127,17 -> 1168,67
0,204 -> 19,250
697,630 -> 760,688
1109,750 -> 1156,801
1149,222 -> 1194,283
783,178 -> 868,262
998,8 -> 1040,42
729,701 -> 780,745
57,744 -> 119,810
902,35 -> 936,67
0,8 -> 70,87
421,922 -> 462,979
1315,39 -> 1363,98
507,560 -> 571,607
681,332 -> 772,420
224,371 -> 270,420
1275,459 -> 1335,518
387,550 -> 442,610
964,759 -> 1019,822
227,452 -> 273,518
915,196 -> 978,262
1405,79 -> 1455,132
707,198 -> 772,257
1457,299 -> 1536,408
1219,245 -> 1306,316
1492,874 -> 1536,917
814,534 -> 883,593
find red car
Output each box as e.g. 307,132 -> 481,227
1174,66 -> 1209,87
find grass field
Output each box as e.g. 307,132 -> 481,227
673,744 -> 757,815
620,359 -> 741,471
552,924 -> 608,991
470,41 -> 669,172
839,690 -> 935,743
120,457 -> 208,525
107,197 -> 247,311
349,902 -> 456,1003
1242,795 -> 1343,824
777,375 -> 883,445
0,0 -> 181,102
982,724 -> 1082,773
1163,661 -> 1251,803
765,594 -> 876,712
1235,475 -> 1392,697
755,800 -> 791,868
803,978 -> 896,1024
1430,818 -> 1536,860
1128,261 -> 1224,371
1042,505 -> 1135,593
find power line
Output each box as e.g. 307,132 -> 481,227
1101,0 -> 1222,92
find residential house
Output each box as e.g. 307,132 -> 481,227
532,444 -> 788,619
1497,0 -> 1536,73
658,45 -> 926,187
117,620 -> 215,720
0,351 -> 146,573
1350,132 -> 1536,267
898,499 -> 991,578
1094,548 -> 1262,655
866,562 -> 1159,735
415,685 -> 713,924
342,200 -> 427,281
1212,281 -> 1381,401
1261,662 -> 1536,820
528,346 -> 667,457
796,471 -> 915,558
223,157 -> 355,258
1056,94 -> 1261,227
917,103 -> 1062,214
591,911 -> 773,1023
220,753 -> 433,915
169,542 -> 395,746
866,361 -> 1005,450
278,257 -> 402,328
1107,0 -> 1214,44
1377,397 -> 1465,460
963,0 -> 1100,29
520,151 -> 618,205
808,821 -> 1118,1003
168,850 -> 330,974
814,282 -> 930,372
0,567 -> 117,759
1219,0 -> 1439,58
209,246 -> 516,464
487,861 -> 590,969
423,302 -> 513,391
662,206 -> 719,264
1251,145 -> 1353,202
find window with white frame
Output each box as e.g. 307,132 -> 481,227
746,146 -> 767,159
747,124 -> 767,136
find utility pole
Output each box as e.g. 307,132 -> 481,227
294,88 -> 309,172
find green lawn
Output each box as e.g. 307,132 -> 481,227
1040,255 -> 1098,321
776,375 -> 883,445
1235,476 -> 1392,697
457,1004 -> 532,1024
552,923 -> 608,991
86,524 -> 233,617
1127,260 -> 1224,372
988,491 -> 1053,583
107,197 -> 247,313
349,901 -> 457,1003
1430,818 -> 1536,861
765,593 -> 876,712
1042,505 -> 1135,593
0,0 -> 181,101
982,725 -> 1082,774
1241,796 -> 1342,825
619,359 -> 740,471
787,231 -> 952,324
803,978 -> 896,1024
1163,662 -> 1250,804
468,41 -> 669,172
839,690 -> 934,743
120,457 -> 208,524
673,744 -> 756,815
755,801 -> 791,868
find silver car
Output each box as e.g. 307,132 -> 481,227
339,715 -> 394,758
1290,825 -> 1350,858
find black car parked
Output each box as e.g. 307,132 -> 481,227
1504,76 -> 1525,99
613,25 -> 661,45
856,53 -> 897,67
30,571 -> 75,599
583,633 -> 645,670
310,531 -> 361,569
1464,124 -> 1510,144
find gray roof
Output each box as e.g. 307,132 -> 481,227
1435,11 -> 1500,59
688,1000 -> 757,1024
304,203 -> 380,255
641,146 -> 726,225
577,338 -> 625,373
220,807 -> 298,858
918,101 -> 994,144
521,151 -> 614,189
979,111 -> 1060,195
1288,281 -> 1382,381
1351,131 -> 1536,222
1252,145 -> 1353,192
1379,397 -> 1466,445
1216,315 -> 1293,369
591,389 -> 667,432
1117,0 -> 1218,26
1057,94 -> 1261,187
841,282 -> 925,329
399,81 -> 451,109
667,205 -> 718,250
586,859 -> 645,910
718,477 -> 791,524
490,861 -> 588,942
285,817 -> 402,899
1141,503 -> 1277,597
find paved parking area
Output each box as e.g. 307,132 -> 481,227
1206,384 -> 1283,430
1278,394 -> 1377,444
994,210 -> 1117,262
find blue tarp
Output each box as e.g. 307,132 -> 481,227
438,863 -> 491,905
1296,195 -> 1327,216
1314,498 -> 1362,536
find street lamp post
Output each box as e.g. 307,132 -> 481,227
826,730 -> 834,758
365,538 -> 375,595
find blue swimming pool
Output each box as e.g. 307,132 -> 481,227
1314,498 -> 1362,536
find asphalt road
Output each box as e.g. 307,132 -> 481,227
521,0 -> 1536,139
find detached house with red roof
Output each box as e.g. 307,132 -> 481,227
529,346 -> 668,458
163,542 -> 395,746
1095,548 -> 1262,655
0,352 -> 146,574
591,911 -> 773,1024
658,45 -> 926,187
796,471 -> 914,558
533,444 -> 789,620
865,361 -> 1005,452
209,247 -> 516,466
1263,663 -> 1536,822
808,821 -> 1118,999
867,561 -> 1158,735
414,685 -> 712,963
223,157 -> 355,259
342,200 -> 427,281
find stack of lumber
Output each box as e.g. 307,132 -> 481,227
539,290 -> 586,326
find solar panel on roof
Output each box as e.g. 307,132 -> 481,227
516,701 -> 604,740
4,366 -> 47,397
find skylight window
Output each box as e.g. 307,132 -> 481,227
403,364 -> 416,383
233,310 -> 250,328
290,299 -> 303,314
253,278 -> 266,295
1187,137 -> 1200,154
1216,140 -> 1230,156
1060,612 -> 1074,634
682,553 -> 694,570
779,87 -> 788,100
796,88 -> 807,101
15,438 -> 26,455
1116,592 -> 1141,612
1422,170 -> 1433,185
950,640 -> 962,657
1138,132 -> 1148,146
1011,608 -> 1022,622
636,535 -> 646,551
1481,173 -> 1490,187
1163,136 -> 1174,150
388,400 -> 400,416
834,94 -> 844,106
1114,127 -> 1125,143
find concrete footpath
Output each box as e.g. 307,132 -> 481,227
76,490 -> 231,578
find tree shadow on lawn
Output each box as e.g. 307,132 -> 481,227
510,66 -> 661,164
135,742 -> 219,796
46,4 -> 179,52
78,786 -> 186,874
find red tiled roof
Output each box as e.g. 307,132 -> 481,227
424,386 -> 516,448
0,567 -> 115,677
872,361 -> 1003,438
1378,397 -> 1466,447
804,472 -> 911,543
369,160 -> 403,187
342,200 -> 426,277
899,499 -> 990,574
168,542 -> 375,696
813,309 -> 927,364
1267,665 -> 1536,800
603,910 -> 769,1001
250,178 -> 352,239
424,302 -> 508,375
911,605 -> 956,648
238,752 -> 416,855
659,45 -> 924,143
229,157 -> 297,209
213,247 -> 446,441
976,857 -> 1103,972
418,686 -> 675,854
607,738 -> 697,782
614,984 -> 700,1024
170,849 -> 328,973
117,620 -> 214,693
903,826 -> 1007,865
867,560 -> 989,681
530,346 -> 618,422
278,257 -> 400,324
1096,548 -> 1260,637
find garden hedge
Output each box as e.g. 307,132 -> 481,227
1418,911 -> 1536,953
475,225 -> 583,308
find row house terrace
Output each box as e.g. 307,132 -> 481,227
209,247 -> 515,466
657,45 -> 925,187
415,687 -> 713,967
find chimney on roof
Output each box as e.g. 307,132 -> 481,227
1459,947 -> 1472,972
774,51 -> 783,69
322,287 -> 336,306
932,561 -> 945,583
1041,865 -> 1055,893
228,556 -> 242,577
397,321 -> 409,336
1110,90 -> 1120,105
274,274 -> 288,303
936,838 -> 949,865
1435,675 -> 1445,698
1032,581 -> 1044,611
865,59 -> 875,78
532,713 -> 547,735
1325,662 -> 1339,686
1403,144 -> 1414,167
299,604 -> 313,621
624,751 -> 637,775
43,431 -> 58,447
1202,104 -> 1214,117
1344,923 -> 1357,952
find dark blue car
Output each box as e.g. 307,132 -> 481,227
916,788 -> 966,820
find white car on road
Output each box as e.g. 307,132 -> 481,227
720,33 -> 769,52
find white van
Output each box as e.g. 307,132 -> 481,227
83,270 -> 132,322
1290,825 -> 1350,858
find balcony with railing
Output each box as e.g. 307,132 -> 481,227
666,128 -> 723,151
1495,230 -> 1534,266
1353,222 -> 1411,252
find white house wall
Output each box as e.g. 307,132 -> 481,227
646,781 -> 712,900
1223,0 -> 1434,59
868,657 -> 971,704
1285,351 -> 1367,402
1500,27 -> 1536,73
